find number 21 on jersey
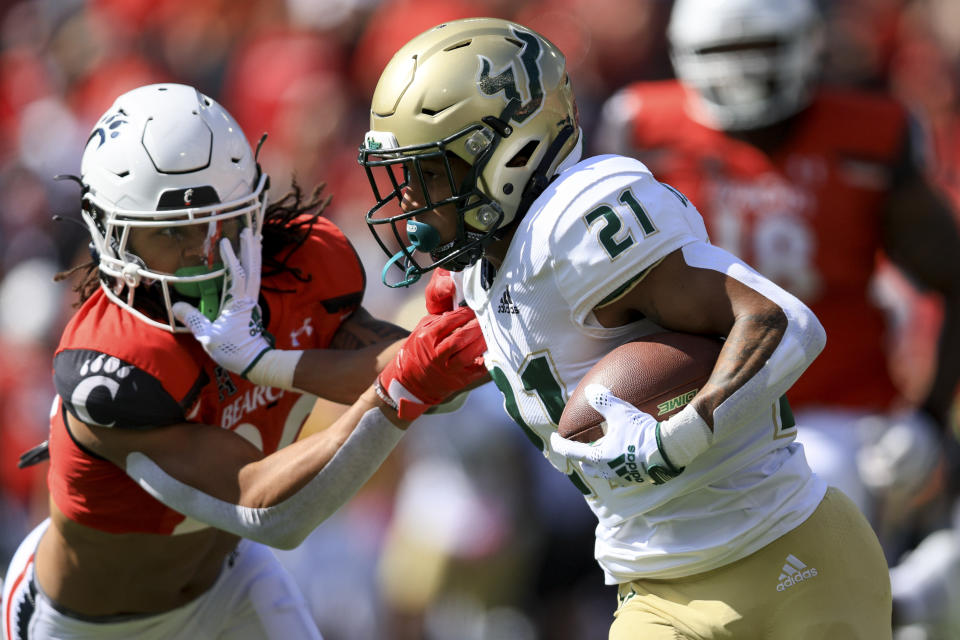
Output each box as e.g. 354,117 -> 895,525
582,183 -> 689,259
488,356 -> 595,496
583,188 -> 660,260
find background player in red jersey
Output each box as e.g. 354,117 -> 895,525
598,0 -> 960,530
0,83 -> 486,640
596,0 -> 960,634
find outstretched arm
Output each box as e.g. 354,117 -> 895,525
68,387 -> 402,550
290,307 -> 408,404
68,306 -> 486,550
174,228 -> 407,404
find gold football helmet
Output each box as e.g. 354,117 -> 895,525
359,17 -> 581,287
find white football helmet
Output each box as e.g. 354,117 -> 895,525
667,0 -> 825,131
79,83 -> 268,332
359,18 -> 582,287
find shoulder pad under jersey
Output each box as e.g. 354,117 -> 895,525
54,349 -> 200,429
534,155 -> 708,323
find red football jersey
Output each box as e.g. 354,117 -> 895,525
609,80 -> 909,410
48,217 -> 365,534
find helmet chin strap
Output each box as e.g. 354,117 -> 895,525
410,218 -> 484,271
380,219 -> 488,288
514,123 -> 576,222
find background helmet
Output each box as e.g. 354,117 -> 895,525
667,0 -> 825,131
359,17 -> 581,287
80,83 -> 267,331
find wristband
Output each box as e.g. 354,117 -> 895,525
374,377 -> 397,411
244,350 -> 304,390
658,404 -> 712,468
375,375 -> 431,421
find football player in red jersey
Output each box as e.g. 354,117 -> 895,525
595,0 -> 960,632
0,83 -> 487,640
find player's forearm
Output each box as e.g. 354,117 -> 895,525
692,303 -> 788,425
291,340 -> 403,403
236,387 -> 404,503
289,309 -> 407,402
126,388 -> 408,549
708,298 -> 823,436
682,244 -> 826,434
242,308 -> 408,399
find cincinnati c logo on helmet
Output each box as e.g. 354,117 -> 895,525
477,27 -> 545,125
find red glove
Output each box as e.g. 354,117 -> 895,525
425,268 -> 457,314
376,306 -> 487,420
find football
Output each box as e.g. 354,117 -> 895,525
557,332 -> 724,443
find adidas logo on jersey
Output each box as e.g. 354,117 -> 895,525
497,288 -> 519,314
776,554 -> 818,591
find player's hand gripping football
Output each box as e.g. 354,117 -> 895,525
376,306 -> 487,421
173,227 -> 273,378
550,384 -> 684,486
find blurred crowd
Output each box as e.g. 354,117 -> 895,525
1,0 -> 959,638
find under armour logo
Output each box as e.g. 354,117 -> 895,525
248,307 -> 265,337
290,317 -> 313,347
184,188 -> 194,205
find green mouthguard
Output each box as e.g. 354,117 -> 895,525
173,264 -> 224,321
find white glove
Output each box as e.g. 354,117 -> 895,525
173,227 -> 273,378
857,409 -> 942,497
550,384 -> 685,487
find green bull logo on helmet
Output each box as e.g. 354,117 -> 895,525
477,27 -> 545,125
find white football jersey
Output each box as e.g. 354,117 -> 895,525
459,155 -> 826,583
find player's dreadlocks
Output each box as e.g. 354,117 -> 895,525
56,180 -> 333,307
259,181 -> 331,292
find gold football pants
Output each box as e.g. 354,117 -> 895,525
610,488 -> 892,639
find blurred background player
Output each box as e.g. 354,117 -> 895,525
594,0 -> 960,635
0,82 -> 488,640
358,17 -> 891,638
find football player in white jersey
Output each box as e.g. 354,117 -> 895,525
355,17 -> 893,638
